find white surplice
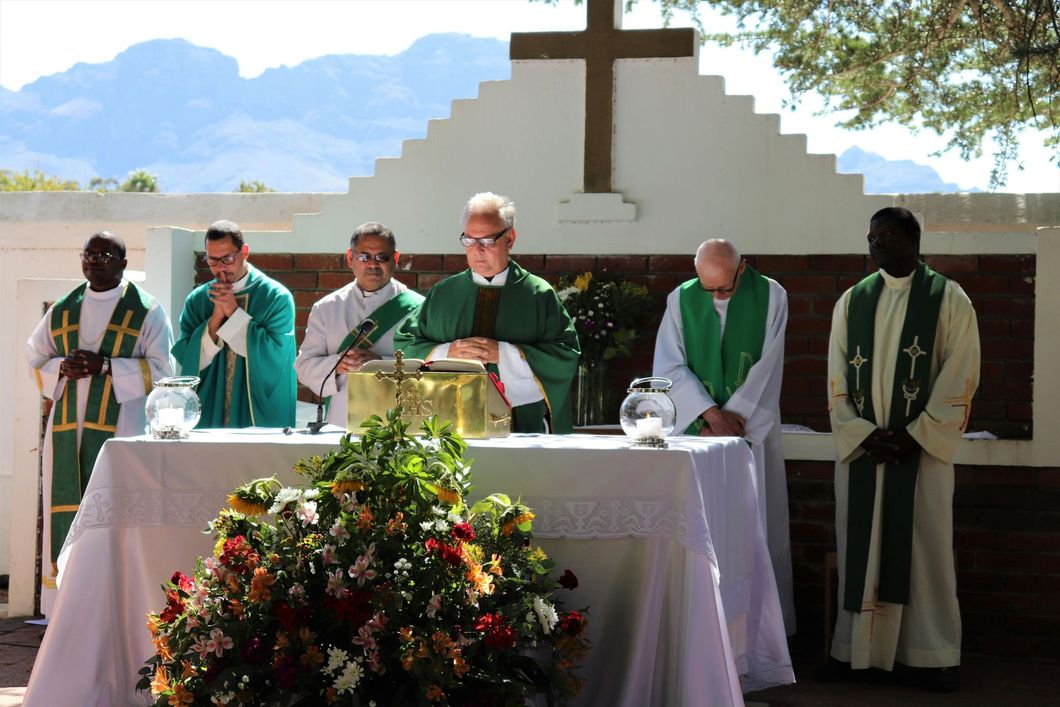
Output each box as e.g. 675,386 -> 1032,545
25,279 -> 175,614
294,278 -> 416,427
653,276 -> 796,634
827,269 -> 980,670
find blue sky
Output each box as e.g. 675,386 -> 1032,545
1,0 -> 1056,193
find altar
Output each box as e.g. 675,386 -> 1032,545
23,429 -> 793,707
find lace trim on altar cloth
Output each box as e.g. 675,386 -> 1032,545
61,490 -> 718,565
740,651 -> 797,694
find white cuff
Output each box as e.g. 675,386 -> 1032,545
497,343 -> 543,407
217,308 -> 251,358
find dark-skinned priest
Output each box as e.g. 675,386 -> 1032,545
26,231 -> 174,614
394,192 -> 580,433
172,220 -> 297,428
652,238 -> 796,634
821,207 -> 980,692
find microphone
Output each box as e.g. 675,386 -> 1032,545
307,318 -> 377,434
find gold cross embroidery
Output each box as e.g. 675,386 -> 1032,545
106,310 -> 139,356
849,346 -> 869,390
945,378 -> 976,431
828,377 -> 848,412
51,310 -> 78,354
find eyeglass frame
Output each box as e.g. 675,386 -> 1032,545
80,251 -> 121,264
699,259 -> 745,294
459,228 -> 509,248
201,250 -> 242,267
352,252 -> 395,264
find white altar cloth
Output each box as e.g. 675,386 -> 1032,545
24,430 -> 793,707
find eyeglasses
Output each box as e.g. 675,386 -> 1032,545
80,251 -> 119,264
459,228 -> 509,248
353,252 -> 394,263
700,261 -> 744,294
202,251 -> 241,266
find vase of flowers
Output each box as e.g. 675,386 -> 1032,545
558,272 -> 654,426
139,410 -> 589,707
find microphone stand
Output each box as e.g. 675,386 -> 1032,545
306,319 -> 377,434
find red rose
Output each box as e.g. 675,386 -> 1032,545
439,542 -> 463,566
559,611 -> 585,637
485,624 -> 517,651
451,522 -> 475,542
558,569 -> 578,590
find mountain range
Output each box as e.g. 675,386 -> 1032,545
0,36 -> 979,194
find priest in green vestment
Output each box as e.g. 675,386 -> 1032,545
172,220 -> 297,428
394,192 -> 580,433
653,238 -> 796,634
822,207 -> 980,692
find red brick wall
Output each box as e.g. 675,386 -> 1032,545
193,250 -> 1045,660
195,251 -> 1035,439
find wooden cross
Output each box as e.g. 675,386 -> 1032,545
510,0 -> 695,193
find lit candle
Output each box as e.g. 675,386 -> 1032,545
635,416 -> 663,439
157,407 -> 184,429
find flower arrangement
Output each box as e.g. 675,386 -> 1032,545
556,272 -> 654,362
139,410 -> 589,706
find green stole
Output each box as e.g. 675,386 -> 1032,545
48,282 -> 153,558
677,266 -> 770,434
394,260 -> 580,433
327,289 -> 424,410
172,265 -> 297,428
844,261 -> 946,610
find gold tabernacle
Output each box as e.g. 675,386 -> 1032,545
347,353 -> 511,438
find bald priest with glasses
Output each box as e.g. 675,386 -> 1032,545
652,238 -> 796,634
395,192 -> 580,433
172,220 -> 297,428
295,222 -> 424,427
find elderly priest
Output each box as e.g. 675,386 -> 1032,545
26,231 -> 174,614
172,220 -> 297,428
652,238 -> 795,634
295,221 -> 423,427
395,192 -> 580,433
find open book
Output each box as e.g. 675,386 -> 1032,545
358,357 -> 486,374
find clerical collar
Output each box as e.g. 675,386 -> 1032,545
355,279 -> 395,299
471,266 -> 509,287
229,267 -> 252,293
879,268 -> 914,290
86,279 -> 126,299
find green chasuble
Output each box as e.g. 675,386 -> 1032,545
843,261 -> 946,610
172,264 -> 297,428
48,281 -> 154,558
677,265 -> 770,434
394,260 -> 580,433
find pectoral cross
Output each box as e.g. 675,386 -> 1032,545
849,346 -> 869,390
374,351 -> 424,413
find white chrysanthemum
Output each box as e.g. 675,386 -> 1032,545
394,558 -> 412,573
420,520 -> 434,531
334,661 -> 365,694
268,487 -> 302,515
431,505 -> 447,516
447,510 -> 463,524
533,595 -> 558,633
434,518 -> 449,532
324,646 -> 349,677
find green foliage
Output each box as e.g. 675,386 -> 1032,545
539,0 -> 1060,187
238,180 -> 276,193
557,272 -> 655,361
0,169 -> 80,191
121,169 -> 159,192
88,176 -> 119,192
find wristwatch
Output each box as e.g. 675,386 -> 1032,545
100,357 -> 111,376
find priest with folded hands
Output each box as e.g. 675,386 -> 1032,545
395,192 -> 580,433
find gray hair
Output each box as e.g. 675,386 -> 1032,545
350,222 -> 396,250
694,239 -> 741,269
461,192 -> 516,231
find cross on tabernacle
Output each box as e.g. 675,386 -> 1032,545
510,0 -> 696,193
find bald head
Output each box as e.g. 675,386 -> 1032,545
694,239 -> 744,300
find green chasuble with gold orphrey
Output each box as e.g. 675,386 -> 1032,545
172,265 -> 297,428
48,281 -> 154,558
677,265 -> 770,434
394,260 -> 580,433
